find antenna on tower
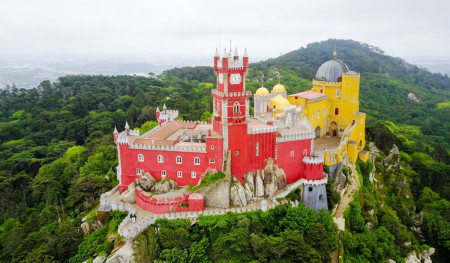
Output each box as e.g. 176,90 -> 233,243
219,29 -> 222,55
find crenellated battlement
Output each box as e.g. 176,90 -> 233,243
302,156 -> 324,165
211,88 -> 251,98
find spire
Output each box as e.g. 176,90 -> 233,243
163,103 -> 167,110
214,48 -> 219,57
114,126 -> 118,134
223,48 -> 227,57
333,50 -> 337,59
125,121 -> 129,130
243,48 -> 248,57
156,106 -> 160,112
234,47 -> 238,57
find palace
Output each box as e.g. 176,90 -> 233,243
114,48 -> 366,213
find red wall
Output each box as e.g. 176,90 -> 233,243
302,162 -> 324,180
135,189 -> 204,214
275,139 -> 312,184
119,144 -> 209,188
227,124 -> 277,181
206,137 -> 224,172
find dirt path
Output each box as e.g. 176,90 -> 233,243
331,163 -> 360,263
333,164 -> 360,218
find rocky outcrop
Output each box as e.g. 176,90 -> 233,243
383,144 -> 399,165
105,241 -> 134,263
254,170 -> 265,197
80,216 -> 90,234
119,182 -> 136,204
197,176 -> 231,208
230,182 -> 248,207
332,165 -> 347,193
93,255 -> 107,263
405,248 -> 435,263
153,179 -> 178,194
230,158 -> 288,206
138,172 -> 155,191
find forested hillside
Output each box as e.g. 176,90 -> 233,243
0,39 -> 449,262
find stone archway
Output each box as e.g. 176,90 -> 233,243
330,122 -> 338,137
315,126 -> 321,138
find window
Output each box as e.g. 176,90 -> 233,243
320,89 -> 323,93
317,110 -> 320,118
255,142 -> 259,156
233,102 -> 240,113
336,90 -> 341,97
157,155 -> 164,163
194,157 -> 200,165
295,96 -> 298,99
211,145 -> 214,150
335,108 -> 339,115
191,171 -> 197,178
136,168 -> 141,175
303,149 -> 308,156
323,109 -> 326,116
345,95 -> 348,99
235,150 -> 239,156
138,154 -> 144,162
308,187 -> 313,192
176,156 -> 182,164
361,119 -> 364,124
209,159 -> 215,163
311,113 -> 314,120
161,170 -> 166,178
290,151 -> 294,157
177,171 -> 182,178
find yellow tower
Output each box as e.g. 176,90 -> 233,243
288,51 -> 366,164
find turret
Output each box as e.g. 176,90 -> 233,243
233,48 -> 239,60
214,48 -> 220,71
243,48 -> 249,69
114,126 -> 118,142
125,121 -> 129,130
156,106 -> 160,119
221,49 -> 228,69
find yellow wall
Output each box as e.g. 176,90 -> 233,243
288,96 -> 328,136
359,150 -> 370,162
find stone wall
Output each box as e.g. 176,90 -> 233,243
302,184 -> 328,210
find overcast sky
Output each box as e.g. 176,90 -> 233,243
1,0 -> 449,60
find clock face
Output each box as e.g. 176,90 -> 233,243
219,73 -> 224,84
230,74 -> 242,84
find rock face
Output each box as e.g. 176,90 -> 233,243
229,158 -> 288,206
138,172 -> 155,191
230,182 -> 248,207
405,248 -> 435,263
153,179 -> 178,194
198,176 -> 231,208
80,221 -> 90,234
105,241 -> 134,263
119,182 -> 136,204
383,144 -> 400,165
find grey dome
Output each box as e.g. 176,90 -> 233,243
315,58 -> 350,82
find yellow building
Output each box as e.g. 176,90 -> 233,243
252,52 -> 366,166
288,51 -> 366,164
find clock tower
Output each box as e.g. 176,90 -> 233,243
212,48 -> 251,151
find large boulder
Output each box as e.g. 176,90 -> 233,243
254,170 -> 265,197
197,175 -> 231,208
230,182 -> 248,207
119,182 -> 136,203
274,168 -> 287,189
153,180 -> 172,194
243,172 -> 255,192
138,172 -> 156,191
80,222 -> 90,234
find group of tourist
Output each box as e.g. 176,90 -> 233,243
129,213 -> 137,222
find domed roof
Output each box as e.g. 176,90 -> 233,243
255,86 -> 270,96
273,84 -> 286,92
270,95 -> 291,110
315,52 -> 350,82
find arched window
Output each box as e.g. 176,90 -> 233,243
335,108 -> 339,115
177,171 -> 182,178
161,170 -> 166,178
194,157 -> 200,165
136,168 -> 141,175
336,90 -> 341,97
320,88 -> 323,93
191,171 -> 197,178
176,156 -> 182,164
233,102 -> 240,113
138,154 -> 144,162
157,155 -> 164,163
